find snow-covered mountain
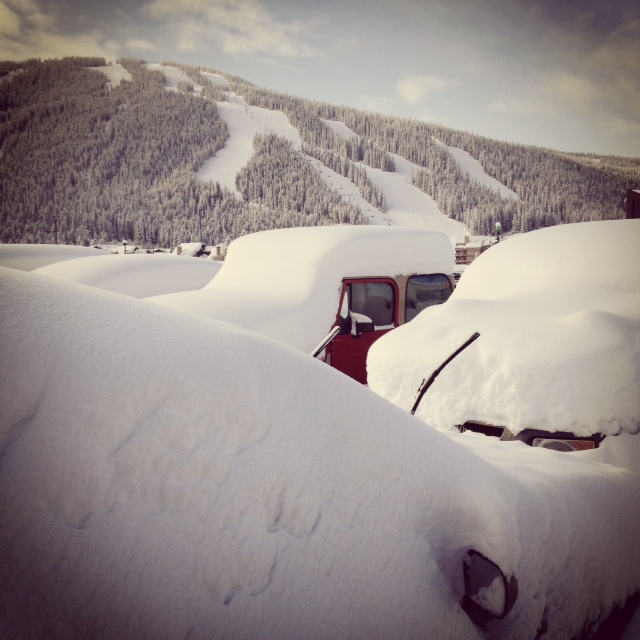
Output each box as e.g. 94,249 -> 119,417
0,57 -> 636,248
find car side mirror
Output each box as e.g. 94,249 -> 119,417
462,550 -> 518,628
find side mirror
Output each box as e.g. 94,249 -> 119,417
349,311 -> 374,337
462,550 -> 518,628
355,320 -> 374,334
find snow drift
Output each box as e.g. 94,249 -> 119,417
1,260 -> 639,639
33,252 -> 222,298
147,225 -> 455,352
368,220 -> 640,439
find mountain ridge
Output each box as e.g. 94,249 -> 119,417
0,56 -> 637,247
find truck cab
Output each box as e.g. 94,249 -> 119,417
323,273 -> 454,383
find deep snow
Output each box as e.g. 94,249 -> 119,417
368,220 -> 640,444
0,243 -> 103,271
1,263 -> 640,639
147,225 -> 455,352
33,252 -> 222,298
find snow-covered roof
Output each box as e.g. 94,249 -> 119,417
368,220 -> 640,438
148,225 -> 455,351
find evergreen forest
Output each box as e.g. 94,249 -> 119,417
1,57 -> 637,248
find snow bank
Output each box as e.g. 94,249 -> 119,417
147,225 -> 455,352
0,243 -> 104,271
1,266 -> 639,639
33,252 -> 222,298
368,220 -> 640,439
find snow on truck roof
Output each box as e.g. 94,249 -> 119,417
222,225 -> 455,277
148,225 -> 455,352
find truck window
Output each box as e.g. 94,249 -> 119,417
405,275 -> 453,322
349,281 -> 395,328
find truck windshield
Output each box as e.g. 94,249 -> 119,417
405,275 -> 453,322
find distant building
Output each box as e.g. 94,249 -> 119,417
455,235 -> 494,265
626,190 -> 640,219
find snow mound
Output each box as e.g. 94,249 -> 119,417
1,266 -> 640,639
368,220 -> 640,438
33,252 -> 222,298
0,243 -> 105,271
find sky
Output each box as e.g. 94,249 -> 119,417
0,0 -> 639,157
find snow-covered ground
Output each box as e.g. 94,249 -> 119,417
1,257 -> 640,639
89,63 -> 132,87
33,252 -> 222,298
195,96 -> 302,194
0,244 -> 221,298
0,243 -> 103,271
368,220 -> 640,461
146,63 -> 199,92
366,152 -> 467,240
147,64 -> 468,243
435,139 -> 520,200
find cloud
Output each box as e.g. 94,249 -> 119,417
523,17 -> 640,145
487,101 -> 508,113
395,75 -> 455,104
486,95 -> 556,117
126,38 -> 156,52
140,0 -> 321,59
0,2 -> 22,37
0,0 -> 120,61
545,72 -> 600,105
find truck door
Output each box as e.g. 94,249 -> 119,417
328,278 -> 398,384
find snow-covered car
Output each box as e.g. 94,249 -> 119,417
367,220 -> 640,455
2,264 -> 640,639
148,225 -> 456,383
0,244 -> 222,298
